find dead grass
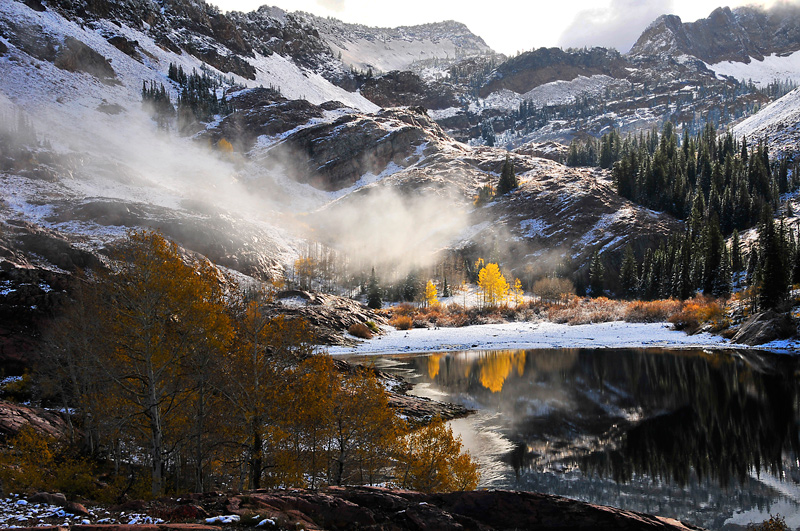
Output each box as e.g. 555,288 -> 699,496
548,296 -> 628,325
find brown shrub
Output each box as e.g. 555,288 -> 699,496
393,303 -> 417,316
348,323 -> 373,339
389,314 -> 413,330
439,313 -> 469,327
749,515 -> 789,531
533,277 -> 575,304
548,296 -> 627,325
624,299 -> 682,323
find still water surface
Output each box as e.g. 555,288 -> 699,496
346,348 -> 800,530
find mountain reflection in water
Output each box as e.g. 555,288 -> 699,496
346,348 -> 800,530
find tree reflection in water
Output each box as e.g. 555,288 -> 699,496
580,350 -> 800,489
349,348 -> 800,529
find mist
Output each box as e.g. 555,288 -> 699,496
310,184 -> 471,278
2,85 -> 475,284
558,0 -> 673,53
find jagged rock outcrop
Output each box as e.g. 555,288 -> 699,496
54,36 -> 117,83
266,107 -> 450,191
630,4 -> 800,63
203,88 -> 328,152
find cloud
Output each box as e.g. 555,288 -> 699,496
315,0 -> 345,12
558,0 -> 673,53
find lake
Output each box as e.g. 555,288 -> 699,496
345,348 -> 800,531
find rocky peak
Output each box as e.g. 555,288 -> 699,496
629,3 -> 800,63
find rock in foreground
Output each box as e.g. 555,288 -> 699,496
154,487 -> 703,531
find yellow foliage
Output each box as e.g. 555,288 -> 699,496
478,350 -> 525,393
513,278 -> 523,307
389,314 -> 413,330
477,263 -> 509,307
425,280 -> 439,308
427,354 -> 442,379
396,417 -> 480,492
217,138 -> 234,153
0,425 -> 97,498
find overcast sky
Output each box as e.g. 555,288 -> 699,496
204,0 -> 784,55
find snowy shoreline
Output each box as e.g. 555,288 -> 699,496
326,321 -> 800,356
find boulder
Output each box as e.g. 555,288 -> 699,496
28,492 -> 68,506
0,400 -> 71,440
731,310 -> 796,346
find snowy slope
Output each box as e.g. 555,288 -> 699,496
734,87 -> 800,157
0,1 -> 378,120
707,50 -> 800,87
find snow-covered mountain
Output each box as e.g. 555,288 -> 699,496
300,14 -> 493,75
0,0 -> 677,282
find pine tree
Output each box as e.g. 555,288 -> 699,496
731,230 -> 742,273
757,211 -> 789,310
497,154 -> 518,195
367,268 -> 382,309
619,244 -> 639,299
588,250 -> 605,297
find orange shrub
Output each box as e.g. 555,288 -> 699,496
624,299 -> 682,323
348,323 -> 373,339
668,295 -> 725,333
390,314 -> 413,330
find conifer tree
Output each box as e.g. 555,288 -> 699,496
367,268 -> 382,309
619,244 -> 639,299
497,154 -> 518,195
588,250 -> 605,297
757,210 -> 789,310
441,275 -> 451,298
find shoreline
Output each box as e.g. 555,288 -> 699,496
327,320 -> 800,356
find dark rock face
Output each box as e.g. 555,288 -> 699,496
630,4 -> 800,63
106,36 -> 141,62
230,7 -> 338,74
54,37 -> 117,83
150,487 -> 703,531
732,310 -> 796,346
268,108 -> 447,191
480,47 -> 628,98
0,221 -> 93,369
360,71 -> 460,110
203,89 -> 324,152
